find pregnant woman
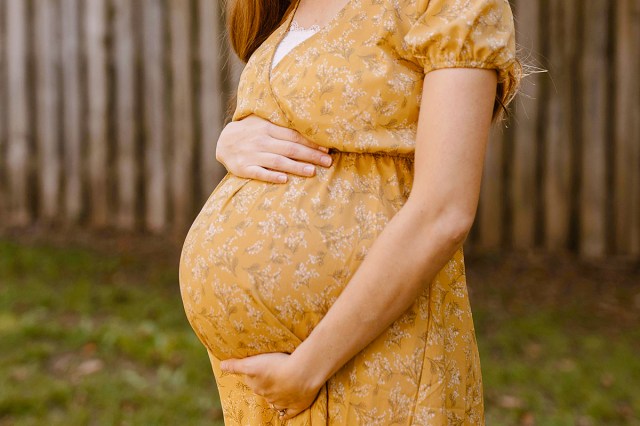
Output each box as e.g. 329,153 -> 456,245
179,0 -> 522,424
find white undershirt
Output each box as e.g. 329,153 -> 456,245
271,21 -> 319,70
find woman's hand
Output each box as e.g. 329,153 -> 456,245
216,115 -> 333,184
220,352 -> 323,421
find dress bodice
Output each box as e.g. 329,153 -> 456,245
232,0 -> 518,156
271,21 -> 319,70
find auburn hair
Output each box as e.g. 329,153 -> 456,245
225,0 -> 521,123
226,0 -> 295,63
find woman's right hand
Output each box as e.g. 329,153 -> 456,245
216,115 -> 333,184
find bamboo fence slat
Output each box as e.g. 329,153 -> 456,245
142,0 -> 168,232
6,0 -> 30,225
85,0 -> 109,227
61,0 -> 83,223
580,0 -> 610,257
35,0 -> 61,222
198,0 -> 226,199
544,0 -> 574,250
169,0 -> 195,233
0,0 -> 9,219
478,125 -> 505,250
512,0 -> 541,248
614,0 -> 640,256
114,0 -> 137,230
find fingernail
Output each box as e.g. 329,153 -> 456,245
304,165 -> 315,175
321,156 -> 332,167
219,361 -> 227,370
277,175 -> 287,183
318,146 -> 329,153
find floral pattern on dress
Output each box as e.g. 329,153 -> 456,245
179,0 -> 517,424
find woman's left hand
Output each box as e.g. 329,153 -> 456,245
219,352 -> 323,421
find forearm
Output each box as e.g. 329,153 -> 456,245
289,198 -> 471,388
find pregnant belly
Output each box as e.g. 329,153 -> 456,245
179,152 -> 414,360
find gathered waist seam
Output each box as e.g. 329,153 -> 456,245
327,148 -> 414,159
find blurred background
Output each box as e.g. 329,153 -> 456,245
0,0 -> 638,425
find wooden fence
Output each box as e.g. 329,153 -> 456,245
0,0 -> 639,259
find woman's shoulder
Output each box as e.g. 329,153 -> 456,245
395,0 -> 519,106
391,0 -> 514,21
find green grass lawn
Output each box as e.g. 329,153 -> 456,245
0,238 -> 223,426
0,237 -> 638,425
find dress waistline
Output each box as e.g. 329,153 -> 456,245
327,148 -> 414,159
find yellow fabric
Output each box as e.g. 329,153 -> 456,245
179,0 -> 516,424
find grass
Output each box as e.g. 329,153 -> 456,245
0,236 -> 639,425
0,238 -> 223,426
467,250 -> 640,425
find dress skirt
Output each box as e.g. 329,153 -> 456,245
179,151 -> 484,425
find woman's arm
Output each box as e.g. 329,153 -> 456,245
216,114 -> 333,183
288,66 -> 497,385
220,67 -> 497,419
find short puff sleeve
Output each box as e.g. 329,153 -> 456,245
404,0 -> 522,117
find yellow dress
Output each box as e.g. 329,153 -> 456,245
179,0 -> 518,424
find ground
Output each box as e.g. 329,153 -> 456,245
0,232 -> 638,425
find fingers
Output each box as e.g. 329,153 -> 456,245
267,124 -> 329,153
264,139 -> 333,169
267,403 -> 303,421
244,165 -> 288,184
271,405 -> 288,420
278,406 -> 307,421
220,359 -> 250,375
280,407 -> 304,421
260,153 -> 317,177
235,153 -> 327,182
257,152 -> 331,178
218,359 -> 235,373
216,115 -> 334,183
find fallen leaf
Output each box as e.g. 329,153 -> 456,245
75,358 -> 104,377
498,394 -> 523,409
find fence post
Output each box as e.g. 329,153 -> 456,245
512,0 -> 542,249
6,0 -> 30,225
580,0 -> 610,257
544,0 -> 575,251
34,0 -> 62,223
198,0 -> 227,201
614,0 -> 640,256
61,0 -> 83,224
114,0 -> 137,230
0,0 -> 8,221
169,0 -> 195,233
85,0 -> 109,227
478,126 -> 506,250
142,0 -> 167,232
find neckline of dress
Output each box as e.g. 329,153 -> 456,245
268,0 -> 356,80
265,0 -> 357,126
289,20 -> 320,32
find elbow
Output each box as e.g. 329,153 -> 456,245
436,209 -> 474,247
215,142 -> 224,164
411,202 -> 475,247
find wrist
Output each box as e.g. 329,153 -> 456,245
288,340 -> 333,391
